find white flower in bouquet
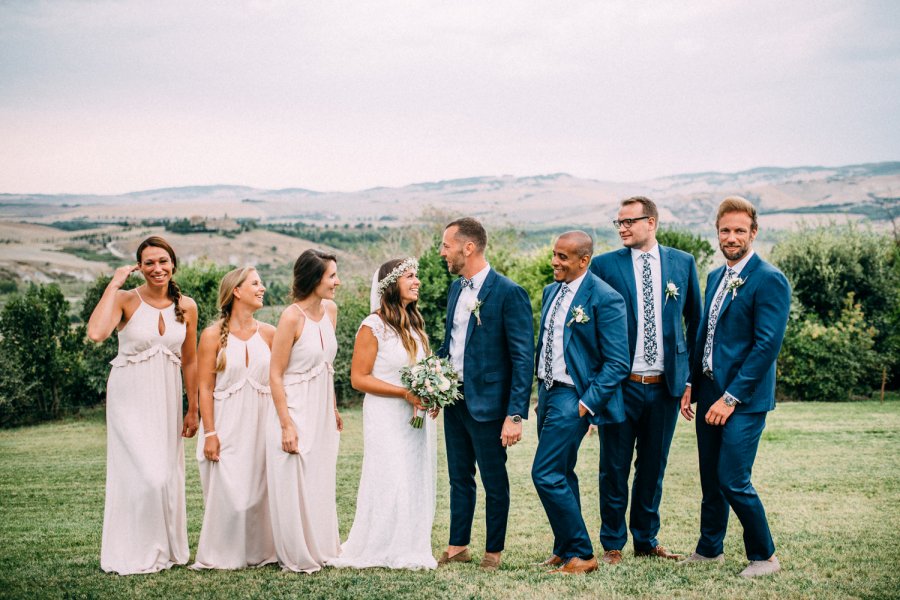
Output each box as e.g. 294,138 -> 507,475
400,354 -> 462,428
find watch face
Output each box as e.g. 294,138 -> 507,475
511,415 -> 522,424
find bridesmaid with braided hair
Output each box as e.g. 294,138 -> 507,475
192,266 -> 277,569
87,236 -> 199,575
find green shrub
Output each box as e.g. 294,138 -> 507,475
657,228 -> 716,275
415,241 -> 454,347
778,294 -> 882,401
771,225 -> 899,387
0,284 -> 92,426
333,278 -> 372,405
174,261 -> 234,329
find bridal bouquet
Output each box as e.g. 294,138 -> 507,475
400,354 -> 461,428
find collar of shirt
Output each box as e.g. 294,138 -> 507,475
465,264 -> 491,291
559,271 -> 587,298
726,250 -> 755,277
630,243 -> 660,264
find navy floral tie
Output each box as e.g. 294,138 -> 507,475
702,268 -> 737,376
640,253 -> 657,366
543,283 -> 569,390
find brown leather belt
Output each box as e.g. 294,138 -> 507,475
629,373 -> 664,385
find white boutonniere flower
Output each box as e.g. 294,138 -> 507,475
726,276 -> 745,299
566,305 -> 590,327
665,281 -> 679,305
466,299 -> 484,326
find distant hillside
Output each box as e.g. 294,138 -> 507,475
2,162 -> 898,229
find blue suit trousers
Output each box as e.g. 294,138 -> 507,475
531,384 -> 593,559
599,380 -> 679,552
694,377 -> 775,561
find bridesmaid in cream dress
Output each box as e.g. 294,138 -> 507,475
192,266 -> 277,569
267,249 -> 344,573
87,236 -> 199,575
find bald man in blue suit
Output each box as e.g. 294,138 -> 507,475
532,230 -> 630,575
680,196 -> 790,578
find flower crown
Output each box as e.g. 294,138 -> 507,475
377,257 -> 419,296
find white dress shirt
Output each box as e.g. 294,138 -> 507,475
630,244 -> 665,375
448,264 -> 491,382
537,272 -> 586,386
706,250 -> 755,372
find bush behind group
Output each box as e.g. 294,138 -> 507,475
0,225 -> 897,427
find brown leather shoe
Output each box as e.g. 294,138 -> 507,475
437,549 -> 471,566
635,545 -> 682,560
480,553 -> 501,571
601,550 -> 622,565
549,556 -> 599,574
536,554 -> 564,567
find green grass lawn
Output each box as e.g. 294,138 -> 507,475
1,401 -> 898,599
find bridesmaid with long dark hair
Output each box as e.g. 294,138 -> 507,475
267,249 -> 343,573
87,236 -> 199,575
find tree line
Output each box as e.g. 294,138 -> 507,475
0,224 -> 897,428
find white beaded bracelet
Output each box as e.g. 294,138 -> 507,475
204,430 -> 218,438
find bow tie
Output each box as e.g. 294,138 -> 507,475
459,277 -> 475,290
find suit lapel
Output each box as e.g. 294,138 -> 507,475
445,281 -> 461,343
563,275 -> 594,349
615,249 -> 637,322
465,268 -> 496,345
659,245 -> 674,337
718,253 -> 761,320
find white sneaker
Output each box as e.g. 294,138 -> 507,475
739,556 -> 781,578
678,552 -> 725,564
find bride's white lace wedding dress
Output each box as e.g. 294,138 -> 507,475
329,314 -> 437,570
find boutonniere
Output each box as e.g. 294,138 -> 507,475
664,281 -> 679,305
566,305 -> 590,327
467,299 -> 484,326
726,276 -> 745,299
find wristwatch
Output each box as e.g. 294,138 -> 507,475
509,414 -> 522,424
723,392 -> 740,407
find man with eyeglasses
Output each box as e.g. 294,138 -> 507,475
589,196 -> 702,566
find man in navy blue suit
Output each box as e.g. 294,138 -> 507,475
436,217 -> 534,571
590,196 -> 702,565
680,196 -> 790,578
532,230 -> 630,574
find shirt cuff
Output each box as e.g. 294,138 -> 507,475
723,391 -> 741,405
685,382 -> 692,388
579,400 -> 594,416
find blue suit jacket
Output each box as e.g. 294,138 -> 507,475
691,254 -> 791,413
590,246 -> 702,398
534,273 -> 630,425
438,269 -> 534,422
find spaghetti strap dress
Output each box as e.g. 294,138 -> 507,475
193,324 -> 277,569
100,292 -> 189,575
266,305 -> 341,573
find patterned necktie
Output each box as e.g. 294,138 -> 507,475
640,253 -> 657,366
459,277 -> 474,290
543,283 -> 570,390
701,268 -> 737,375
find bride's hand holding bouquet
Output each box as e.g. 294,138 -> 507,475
400,354 -> 461,428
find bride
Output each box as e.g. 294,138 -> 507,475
328,257 -> 438,570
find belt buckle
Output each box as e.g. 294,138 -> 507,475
641,374 -> 652,384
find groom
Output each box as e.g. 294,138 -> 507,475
532,231 -> 630,574
437,217 -> 534,571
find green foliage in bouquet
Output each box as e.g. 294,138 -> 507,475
400,354 -> 461,428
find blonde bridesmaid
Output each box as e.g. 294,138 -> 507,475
88,236 -> 199,575
192,266 -> 277,569
267,249 -> 343,573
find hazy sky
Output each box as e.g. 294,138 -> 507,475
1,0 -> 898,194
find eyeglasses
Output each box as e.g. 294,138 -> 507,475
613,216 -> 650,229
